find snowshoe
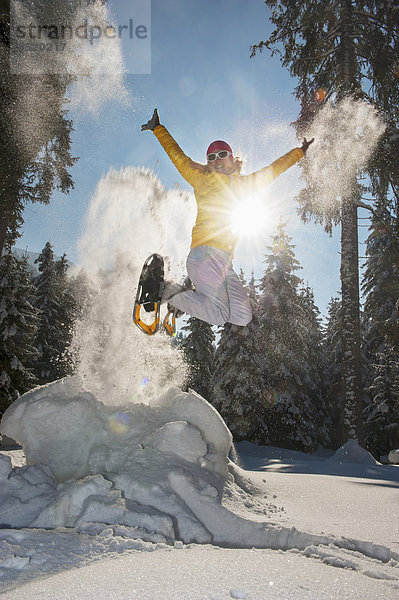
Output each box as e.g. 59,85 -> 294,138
133,254 -> 165,336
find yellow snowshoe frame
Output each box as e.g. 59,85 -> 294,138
133,301 -> 161,336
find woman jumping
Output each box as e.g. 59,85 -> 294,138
141,109 -> 313,327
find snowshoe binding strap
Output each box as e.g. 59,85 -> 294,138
163,308 -> 176,337
163,303 -> 185,336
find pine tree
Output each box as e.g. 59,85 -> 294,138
0,1 -> 77,254
300,284 -> 332,446
0,252 -> 38,415
323,296 -> 345,447
252,0 -> 399,443
68,267 -> 95,325
258,221 -> 323,451
212,323 -> 244,436
180,316 -> 215,399
31,242 -> 73,384
212,272 -> 266,442
52,253 -> 78,378
362,205 -> 399,362
361,204 -> 399,455
364,344 -> 399,458
65,267 -> 97,374
236,273 -> 269,443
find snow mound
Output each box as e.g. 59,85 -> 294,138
2,378 -> 264,545
0,378 -> 232,482
327,439 -> 381,466
2,380 -> 397,560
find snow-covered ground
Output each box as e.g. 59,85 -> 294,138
0,378 -> 398,599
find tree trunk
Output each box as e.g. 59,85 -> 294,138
337,0 -> 364,444
340,198 -> 364,443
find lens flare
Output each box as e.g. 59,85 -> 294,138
314,88 -> 327,103
130,376 -> 150,403
108,411 -> 131,435
261,389 -> 279,408
230,195 -> 270,238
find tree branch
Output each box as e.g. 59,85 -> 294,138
357,199 -> 399,243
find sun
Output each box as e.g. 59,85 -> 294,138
230,194 -> 270,238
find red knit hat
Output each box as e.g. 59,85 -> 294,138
206,140 -> 233,159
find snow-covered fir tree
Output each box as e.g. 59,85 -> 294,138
362,203 -> 399,455
299,284 -> 332,446
364,344 -> 399,459
52,253 -> 77,378
323,296 -> 345,447
362,205 -> 399,366
67,267 -> 95,325
258,221 -> 324,451
212,272 -> 266,442
253,0 -> 399,444
31,242 -> 74,383
180,316 -> 215,399
0,253 -> 39,415
0,1 -> 80,255
212,322 -> 244,436
66,267 -> 96,369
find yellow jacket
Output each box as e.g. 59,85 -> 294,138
153,125 -> 303,254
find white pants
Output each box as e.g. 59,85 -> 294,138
170,246 -> 252,327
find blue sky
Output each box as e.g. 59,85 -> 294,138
18,0 -> 351,317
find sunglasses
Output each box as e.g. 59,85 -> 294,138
207,150 -> 232,162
